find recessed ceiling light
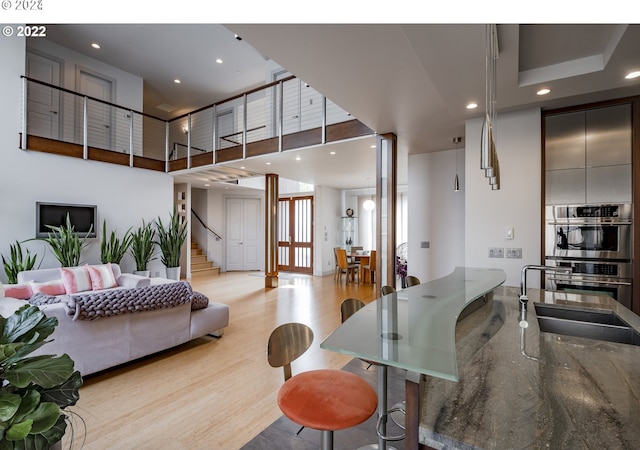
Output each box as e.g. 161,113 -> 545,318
204,184 -> 210,187
296,156 -> 301,161
266,162 -> 271,165
91,43 -> 101,49
330,151 -> 336,155
240,166 -> 245,169
216,58 -> 223,64
625,70 -> 640,80
370,145 -> 376,148
174,79 -> 181,84
466,102 -> 478,109
537,88 -> 551,96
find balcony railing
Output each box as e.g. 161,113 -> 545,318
20,75 -> 374,175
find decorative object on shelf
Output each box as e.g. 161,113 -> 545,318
346,208 -> 354,217
363,199 -> 376,211
41,213 -> 93,267
100,219 -> 133,265
156,209 -> 188,280
481,24 -> 500,190
0,304 -> 83,449
130,220 -> 156,276
2,240 -> 38,284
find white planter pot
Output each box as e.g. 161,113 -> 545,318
133,270 -> 150,277
165,267 -> 180,280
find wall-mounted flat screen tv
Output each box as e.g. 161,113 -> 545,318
36,202 -> 97,238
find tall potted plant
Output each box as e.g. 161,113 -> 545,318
129,220 -> 156,277
100,220 -> 133,265
0,305 -> 83,449
155,210 -> 187,280
2,241 -> 38,284
42,214 -> 92,267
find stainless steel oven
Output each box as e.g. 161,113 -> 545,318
545,259 -> 632,309
545,204 -> 632,260
545,204 -> 633,309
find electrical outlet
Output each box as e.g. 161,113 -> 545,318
506,248 -> 522,259
421,241 -> 430,249
488,247 -> 504,258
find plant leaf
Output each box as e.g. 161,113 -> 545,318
3,354 -> 75,389
4,419 -> 32,441
1,306 -> 56,346
40,370 -> 83,408
0,392 -> 21,422
12,390 -> 40,424
23,402 -> 60,434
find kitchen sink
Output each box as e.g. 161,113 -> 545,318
534,304 -> 640,346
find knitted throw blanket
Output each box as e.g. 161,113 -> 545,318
30,281 -> 206,321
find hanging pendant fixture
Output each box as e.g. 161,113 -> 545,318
481,24 -> 500,190
453,136 -> 462,192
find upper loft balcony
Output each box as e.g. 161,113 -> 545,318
20,74 -> 374,182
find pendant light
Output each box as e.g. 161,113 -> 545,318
481,24 -> 500,190
453,137 -> 462,192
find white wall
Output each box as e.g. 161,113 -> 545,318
408,149 -> 465,283
0,34 -> 173,283
465,108 -> 542,287
314,185 -> 341,276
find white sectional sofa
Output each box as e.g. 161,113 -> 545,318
0,263 -> 229,376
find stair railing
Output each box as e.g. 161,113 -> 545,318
191,210 -> 221,241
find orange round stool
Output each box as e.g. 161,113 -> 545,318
277,369 -> 378,450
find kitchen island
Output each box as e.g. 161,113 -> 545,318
419,286 -> 640,449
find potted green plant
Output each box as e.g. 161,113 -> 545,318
1,241 -> 38,284
129,220 -> 156,277
0,304 -> 83,449
155,210 -> 187,280
41,214 -> 92,268
100,220 -> 132,265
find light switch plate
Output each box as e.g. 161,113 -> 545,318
488,247 -> 504,258
506,248 -> 522,259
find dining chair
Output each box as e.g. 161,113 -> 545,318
349,246 -> 363,264
405,275 -> 421,287
360,250 -> 377,284
333,247 -> 341,280
335,248 -> 358,283
381,285 -> 396,295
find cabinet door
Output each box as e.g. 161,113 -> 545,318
587,165 -> 632,204
586,104 -> 632,167
546,168 -> 586,205
545,111 -> 585,170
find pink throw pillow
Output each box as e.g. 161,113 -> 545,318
60,265 -> 92,294
30,280 -> 66,296
3,284 -> 33,300
87,263 -> 118,290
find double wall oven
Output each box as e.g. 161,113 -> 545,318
545,204 -> 633,309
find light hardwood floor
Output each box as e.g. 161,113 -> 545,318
61,271 -> 378,450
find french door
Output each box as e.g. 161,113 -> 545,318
278,196 -> 313,274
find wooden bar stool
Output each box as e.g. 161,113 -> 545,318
277,369 -> 377,450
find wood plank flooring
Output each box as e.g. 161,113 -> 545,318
61,271 -> 378,450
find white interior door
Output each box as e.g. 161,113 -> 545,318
226,198 -> 262,271
26,51 -> 61,139
77,70 -> 113,149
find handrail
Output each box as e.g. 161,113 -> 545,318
192,210 -> 222,241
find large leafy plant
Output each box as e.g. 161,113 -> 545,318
155,210 -> 187,268
0,305 -> 82,449
100,220 -> 132,265
129,220 -> 156,271
42,214 -> 92,268
1,241 -> 38,285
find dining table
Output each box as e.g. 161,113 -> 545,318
348,252 -> 370,283
320,267 -> 507,449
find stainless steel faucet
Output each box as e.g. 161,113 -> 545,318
519,265 -> 571,308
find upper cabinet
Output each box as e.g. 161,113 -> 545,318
545,103 -> 632,205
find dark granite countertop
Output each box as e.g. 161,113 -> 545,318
419,286 -> 640,449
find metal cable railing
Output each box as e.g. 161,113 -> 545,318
20,74 -> 363,172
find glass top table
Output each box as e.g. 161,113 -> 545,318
321,267 -> 507,382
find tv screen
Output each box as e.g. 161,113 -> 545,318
36,202 -> 97,238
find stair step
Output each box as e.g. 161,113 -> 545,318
191,266 -> 220,277
191,261 -> 213,270
191,254 -> 207,263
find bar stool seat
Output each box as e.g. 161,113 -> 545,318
278,369 -> 377,449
